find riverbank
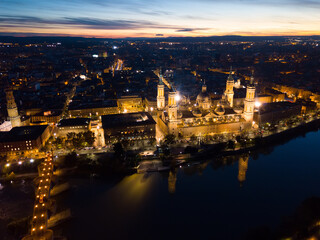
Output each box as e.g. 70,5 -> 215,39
192,116 -> 320,161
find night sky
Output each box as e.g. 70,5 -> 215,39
1,0 -> 320,38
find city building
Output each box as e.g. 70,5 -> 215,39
68,100 -> 119,117
57,118 -> 91,136
0,125 -> 50,156
157,70 -> 256,138
117,96 -> 144,113
254,102 -> 302,125
6,89 -> 21,127
102,112 -> 156,144
30,110 -> 62,124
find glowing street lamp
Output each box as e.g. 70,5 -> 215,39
255,101 -> 262,108
175,94 -> 181,102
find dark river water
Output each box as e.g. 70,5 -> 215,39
53,130 -> 320,239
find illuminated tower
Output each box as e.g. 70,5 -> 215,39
157,72 -> 165,110
167,92 -> 178,136
243,75 -> 255,122
202,80 -> 207,93
238,154 -> 249,187
196,80 -> 210,110
6,89 -> 21,127
168,92 -> 177,121
168,170 -> 177,194
225,68 -> 234,107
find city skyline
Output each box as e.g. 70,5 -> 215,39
1,0 -> 320,38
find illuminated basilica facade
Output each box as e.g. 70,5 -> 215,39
157,70 -> 256,138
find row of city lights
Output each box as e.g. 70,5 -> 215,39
5,159 -> 34,167
31,153 -> 53,235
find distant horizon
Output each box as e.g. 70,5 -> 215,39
1,0 -> 320,39
1,34 -> 320,40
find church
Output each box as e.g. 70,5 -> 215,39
156,69 -> 256,138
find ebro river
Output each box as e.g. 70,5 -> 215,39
54,128 -> 320,240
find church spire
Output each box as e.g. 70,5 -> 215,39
225,66 -> 235,107
250,70 -> 254,85
202,79 -> 207,93
159,67 -> 163,85
227,66 -> 234,81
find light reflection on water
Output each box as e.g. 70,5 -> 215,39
57,130 -> 320,240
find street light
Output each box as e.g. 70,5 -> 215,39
255,101 -> 262,108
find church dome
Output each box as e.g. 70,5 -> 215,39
197,91 -> 210,102
192,109 -> 202,117
214,105 -> 225,116
233,106 -> 243,114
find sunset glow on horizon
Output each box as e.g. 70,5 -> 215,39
1,0 -> 320,38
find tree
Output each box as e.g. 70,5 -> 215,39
67,132 -> 76,140
83,131 -> 95,147
121,139 -> 130,151
72,134 -> 83,149
113,142 -> 124,158
190,134 -> 197,143
6,171 -> 16,181
184,146 -> 198,155
164,134 -> 176,145
227,140 -> 235,150
160,144 -> 170,158
148,138 -> 156,146
54,137 -> 64,149
55,137 -> 63,145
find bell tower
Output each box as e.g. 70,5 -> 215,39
167,92 -> 178,136
243,74 -> 255,122
6,89 -> 21,127
168,92 -> 177,121
225,68 -> 234,107
157,71 -> 165,110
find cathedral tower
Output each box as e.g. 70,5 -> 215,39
157,72 -> 165,110
6,89 -> 21,127
225,68 -> 234,107
167,92 -> 178,136
243,75 -> 256,122
168,92 -> 177,121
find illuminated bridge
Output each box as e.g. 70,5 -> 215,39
22,152 -> 54,240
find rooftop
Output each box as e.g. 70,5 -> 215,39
58,118 -> 91,127
259,101 -> 301,114
102,112 -> 156,129
0,125 -> 48,143
68,100 -> 118,110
